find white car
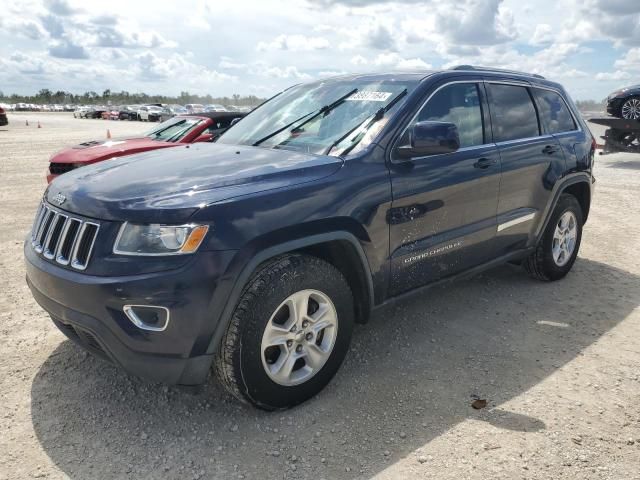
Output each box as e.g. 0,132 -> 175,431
185,103 -> 205,114
204,104 -> 228,112
73,106 -> 91,118
137,105 -> 163,122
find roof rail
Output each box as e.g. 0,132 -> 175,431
451,65 -> 545,80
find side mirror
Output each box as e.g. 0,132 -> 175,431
194,133 -> 214,143
396,121 -> 460,159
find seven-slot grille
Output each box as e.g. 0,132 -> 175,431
31,203 -> 100,270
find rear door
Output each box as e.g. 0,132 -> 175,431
486,81 -> 565,254
531,87 -> 585,170
388,80 -> 501,295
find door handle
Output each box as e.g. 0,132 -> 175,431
542,145 -> 558,155
473,157 -> 497,169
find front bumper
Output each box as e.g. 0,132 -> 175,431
606,97 -> 624,116
25,243 -> 236,385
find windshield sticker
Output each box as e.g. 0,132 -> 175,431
346,91 -> 393,102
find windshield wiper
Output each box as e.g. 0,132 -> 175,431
324,88 -> 408,156
252,88 -> 358,147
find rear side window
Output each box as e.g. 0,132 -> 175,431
414,83 -> 484,148
488,84 -> 540,142
532,89 -> 577,134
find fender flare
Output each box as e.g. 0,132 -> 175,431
205,231 -> 375,355
534,172 -> 593,240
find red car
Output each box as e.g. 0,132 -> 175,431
101,109 -> 120,120
47,112 -> 244,183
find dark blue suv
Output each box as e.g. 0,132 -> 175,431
25,67 -> 595,409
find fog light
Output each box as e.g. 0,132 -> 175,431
123,305 -> 170,332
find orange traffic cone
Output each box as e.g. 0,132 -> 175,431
106,129 -> 111,139
25,119 -> 29,126
37,121 -> 41,128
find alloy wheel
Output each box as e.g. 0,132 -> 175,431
621,98 -> 640,120
260,289 -> 338,386
552,211 -> 577,267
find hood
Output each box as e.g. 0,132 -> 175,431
46,143 -> 343,223
610,84 -> 640,98
50,137 -> 179,164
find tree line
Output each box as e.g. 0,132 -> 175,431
0,89 -> 267,107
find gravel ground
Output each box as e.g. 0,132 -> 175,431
0,112 -> 639,480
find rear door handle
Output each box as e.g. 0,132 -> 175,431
542,145 -> 559,155
473,157 -> 497,169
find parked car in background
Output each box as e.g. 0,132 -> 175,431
28,69 -> 595,410
0,105 -> 8,126
101,108 -> 120,120
73,106 -> 90,118
46,111 -> 245,182
117,105 -> 139,121
89,106 -> 108,119
606,84 -> 640,120
185,103 -> 205,114
204,104 -> 227,112
138,105 -> 163,122
160,104 -> 188,122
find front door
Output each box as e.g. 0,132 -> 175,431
388,81 -> 501,295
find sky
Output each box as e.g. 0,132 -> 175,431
1,0 -> 640,100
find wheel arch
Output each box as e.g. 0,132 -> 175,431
205,231 -> 375,356
534,173 -> 592,241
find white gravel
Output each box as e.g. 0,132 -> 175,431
0,112 -> 639,480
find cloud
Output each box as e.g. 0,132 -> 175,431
44,0 -> 79,16
613,47 -> 640,71
595,71 -> 632,81
530,24 -> 553,45
257,34 -> 330,52
373,52 -> 432,69
364,23 -> 396,50
40,14 -> 65,39
48,40 -> 89,59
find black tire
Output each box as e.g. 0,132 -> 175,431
214,254 -> 354,410
524,194 -> 583,281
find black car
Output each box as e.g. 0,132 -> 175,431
606,84 -> 640,120
0,105 -> 7,126
118,105 -> 139,121
25,66 -> 595,410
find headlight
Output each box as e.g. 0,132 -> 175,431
113,223 -> 209,256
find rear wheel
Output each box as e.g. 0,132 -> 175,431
524,194 -> 583,281
214,254 -> 354,410
621,97 -> 640,120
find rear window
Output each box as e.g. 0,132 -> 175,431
488,84 -> 540,142
532,89 -> 577,134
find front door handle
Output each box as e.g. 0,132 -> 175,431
542,145 -> 559,155
474,157 -> 497,169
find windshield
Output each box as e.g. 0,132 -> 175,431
217,78 -> 418,156
144,117 -> 203,142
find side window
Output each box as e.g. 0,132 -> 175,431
532,89 -> 577,134
412,83 -> 484,149
488,84 -> 540,142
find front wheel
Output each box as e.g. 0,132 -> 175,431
524,194 -> 583,281
214,254 -> 354,410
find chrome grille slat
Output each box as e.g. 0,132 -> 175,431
70,222 -> 99,271
31,204 -> 46,243
55,218 -> 81,265
43,213 -> 67,259
35,210 -> 55,253
30,202 -> 100,270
